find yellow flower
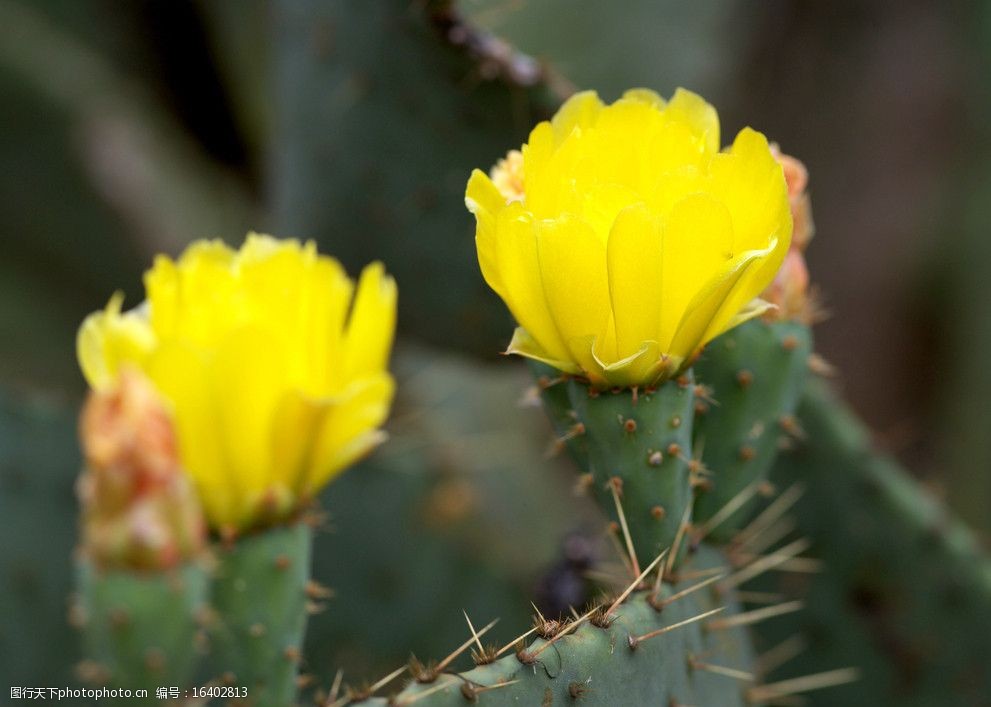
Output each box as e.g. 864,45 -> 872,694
466,88 -> 791,387
77,234 -> 397,534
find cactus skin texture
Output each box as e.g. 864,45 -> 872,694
748,379 -> 991,707
211,522 -> 312,707
350,545 -> 755,707
76,561 -> 208,702
534,365 -> 695,561
691,320 -> 812,541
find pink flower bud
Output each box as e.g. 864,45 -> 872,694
78,369 -> 205,570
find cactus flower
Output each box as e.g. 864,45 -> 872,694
77,235 -> 397,535
466,88 -> 792,387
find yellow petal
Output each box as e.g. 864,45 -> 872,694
697,242 -> 781,346
580,182 -> 643,243
622,88 -> 666,109
707,298 -> 776,341
536,215 -> 614,370
466,167 -> 507,216
341,261 -> 397,380
270,390 -> 330,501
657,194 -> 735,348
299,254 -> 354,395
207,325 -> 288,526
308,374 -> 395,491
668,244 -> 773,359
596,340 -> 669,388
710,127 -> 792,255
551,90 -> 604,142
492,204 -> 571,363
144,255 -> 180,339
665,87 -> 720,154
467,169 -> 506,298
146,340 -> 238,530
77,292 -> 156,390
521,121 -> 555,211
505,327 -> 581,374
606,204 -> 664,360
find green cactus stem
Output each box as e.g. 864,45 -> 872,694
747,379 -> 991,706
691,320 -> 812,541
75,561 -> 208,702
210,521 -> 313,707
533,365 -> 695,563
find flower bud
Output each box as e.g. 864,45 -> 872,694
770,145 -> 815,251
761,147 -> 817,322
762,248 -> 813,323
78,368 -> 205,571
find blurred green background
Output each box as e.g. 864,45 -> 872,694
1,0 -> 989,702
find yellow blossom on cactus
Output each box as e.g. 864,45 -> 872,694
77,234 -> 397,534
466,88 -> 792,387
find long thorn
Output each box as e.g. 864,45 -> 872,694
434,618 -> 498,674
693,480 -> 763,542
728,556 -> 822,574
708,601 -> 803,631
657,572 -> 726,609
605,524 -> 636,579
463,610 -> 484,655
690,659 -> 755,682
395,676 -> 460,705
631,606 -> 724,646
677,565 -> 728,581
664,501 -> 694,579
734,483 -> 804,550
735,517 -> 797,561
583,568 -> 627,588
746,668 -> 860,703
651,550 -> 666,600
368,665 -> 407,695
721,538 -> 811,590
494,626 -> 538,658
605,549 -> 668,619
325,665 -> 404,707
474,679 -> 521,694
610,479 -> 641,577
327,669 -> 343,704
756,634 -> 808,677
734,591 -> 786,605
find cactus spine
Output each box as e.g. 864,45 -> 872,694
210,521 -> 312,707
348,546 -> 757,706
